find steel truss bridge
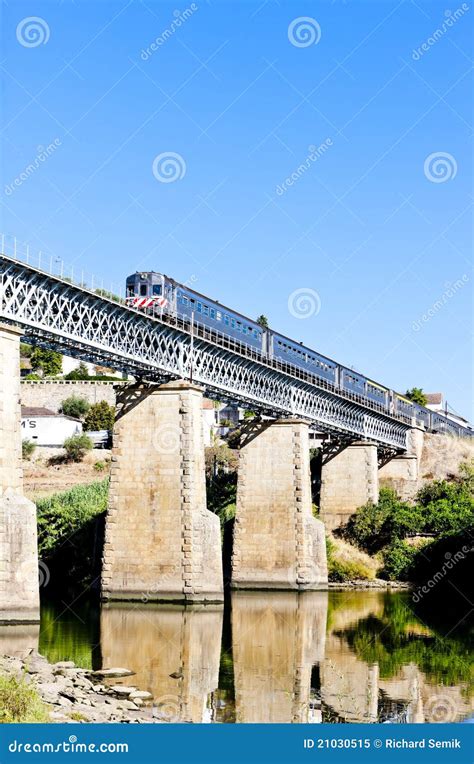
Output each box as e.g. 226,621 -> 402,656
0,252 -> 413,452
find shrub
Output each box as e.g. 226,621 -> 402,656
63,434 -> 93,462
94,460 -> 107,472
60,395 -> 90,420
84,401 -> 115,431
381,540 -> 418,581
25,373 -> 41,380
0,675 -> 48,723
22,439 -> 36,460
64,361 -> 90,380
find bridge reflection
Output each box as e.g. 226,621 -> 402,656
1,591 -> 472,724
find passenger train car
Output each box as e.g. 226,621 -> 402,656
125,271 -> 473,438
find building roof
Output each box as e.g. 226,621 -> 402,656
21,406 -> 81,422
425,393 -> 443,405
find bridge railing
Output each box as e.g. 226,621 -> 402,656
0,233 -> 126,305
1,236 -> 413,427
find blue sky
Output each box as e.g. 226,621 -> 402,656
1,0 -> 472,419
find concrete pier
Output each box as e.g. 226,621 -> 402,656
232,419 -> 327,590
0,323 -> 40,622
319,441 -> 379,531
101,380 -> 223,603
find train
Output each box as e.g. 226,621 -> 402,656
125,271 -> 473,438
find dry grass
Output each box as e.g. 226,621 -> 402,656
327,532 -> 379,581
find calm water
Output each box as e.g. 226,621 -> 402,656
2,591 -> 472,723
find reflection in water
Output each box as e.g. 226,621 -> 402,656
100,605 -> 223,723
0,624 -> 39,656
232,591 -> 327,723
34,591 -> 473,724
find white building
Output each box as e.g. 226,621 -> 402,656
21,406 -> 82,447
425,393 -> 471,428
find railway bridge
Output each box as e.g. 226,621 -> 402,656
0,243 -> 464,621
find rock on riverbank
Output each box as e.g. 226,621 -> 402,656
0,652 -> 160,724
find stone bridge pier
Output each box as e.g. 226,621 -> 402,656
232,419 -> 327,590
102,380 -> 223,603
0,323 -> 40,622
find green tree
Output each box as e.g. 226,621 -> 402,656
64,361 -> 90,380
30,348 -> 62,377
22,439 -> 36,460
60,395 -> 90,420
20,342 -> 33,358
405,387 -> 428,406
83,401 -> 115,431
63,434 -> 93,462
256,315 -> 269,328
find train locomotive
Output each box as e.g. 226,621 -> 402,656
125,271 -> 472,438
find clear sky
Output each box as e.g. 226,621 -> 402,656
1,0 -> 472,420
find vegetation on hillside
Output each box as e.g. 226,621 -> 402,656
63,434 -> 93,462
36,480 -> 108,592
341,460 -> 474,583
30,347 -> 62,377
0,675 -> 49,723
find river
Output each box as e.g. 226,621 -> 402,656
1,590 -> 472,724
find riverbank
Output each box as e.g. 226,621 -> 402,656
0,652 -> 161,724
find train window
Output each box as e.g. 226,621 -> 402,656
210,308 -> 216,319
197,302 -> 202,313
139,284 -> 147,296
152,285 -> 162,296
216,311 -> 222,321
127,286 -> 135,297
182,296 -> 189,305
224,315 -> 229,325
236,321 -> 241,332
203,305 -> 209,316
242,325 -> 247,335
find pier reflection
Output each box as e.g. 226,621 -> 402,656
100,604 -> 223,722
0,623 -> 39,656
231,591 -> 328,723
